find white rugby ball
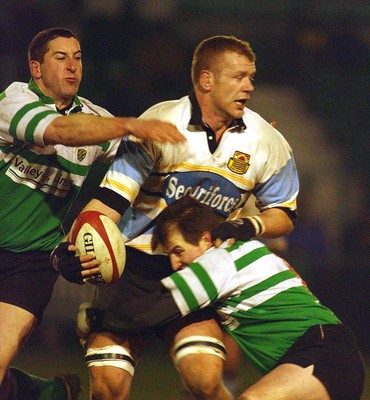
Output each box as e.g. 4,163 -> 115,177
70,210 -> 125,286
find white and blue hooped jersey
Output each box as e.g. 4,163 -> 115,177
99,94 -> 299,253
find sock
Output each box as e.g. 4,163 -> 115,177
7,367 -> 67,400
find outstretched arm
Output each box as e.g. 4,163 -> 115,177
44,114 -> 185,146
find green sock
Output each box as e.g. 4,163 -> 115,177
9,367 -> 67,400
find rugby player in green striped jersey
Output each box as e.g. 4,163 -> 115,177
0,27 -> 183,400
104,196 -> 365,400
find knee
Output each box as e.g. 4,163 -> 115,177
179,356 -> 230,400
90,368 -> 131,400
184,369 -> 221,398
173,335 -> 229,399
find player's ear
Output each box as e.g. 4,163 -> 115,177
201,231 -> 213,247
30,60 -> 41,79
199,70 -> 213,91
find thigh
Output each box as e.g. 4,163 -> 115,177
239,363 -> 330,400
276,324 -> 365,400
0,302 -> 36,380
0,249 -> 58,321
162,309 -> 226,383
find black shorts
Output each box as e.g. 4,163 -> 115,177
0,248 -> 59,321
93,246 -> 172,317
91,247 -> 220,334
277,324 -> 365,400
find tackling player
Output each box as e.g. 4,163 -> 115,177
83,196 -> 365,400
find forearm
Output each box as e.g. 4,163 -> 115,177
252,208 -> 294,239
86,289 -> 182,333
44,114 -> 184,146
212,207 -> 295,246
44,114 -> 135,146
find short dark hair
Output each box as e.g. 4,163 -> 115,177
191,35 -> 256,85
152,195 -> 225,251
28,28 -> 79,63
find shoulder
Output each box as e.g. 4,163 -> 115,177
1,82 -> 38,102
195,246 -> 235,269
139,96 -> 191,128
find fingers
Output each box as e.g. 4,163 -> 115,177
133,120 -> 186,143
81,267 -> 101,282
213,238 -> 224,248
151,122 -> 185,143
79,254 -> 98,263
80,259 -> 100,283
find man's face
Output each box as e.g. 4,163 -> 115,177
209,51 -> 256,121
32,36 -> 82,109
164,229 -> 211,271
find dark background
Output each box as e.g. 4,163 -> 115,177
1,1 -> 369,398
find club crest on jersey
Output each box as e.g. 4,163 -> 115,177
77,148 -> 87,162
227,151 -> 250,174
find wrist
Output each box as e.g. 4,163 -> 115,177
245,216 -> 266,236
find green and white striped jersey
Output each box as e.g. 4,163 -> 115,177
0,80 -> 120,252
162,240 -> 341,374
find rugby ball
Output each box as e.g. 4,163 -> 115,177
70,210 -> 125,286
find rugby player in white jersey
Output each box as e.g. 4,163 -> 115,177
0,27 -> 183,400
54,35 -> 300,399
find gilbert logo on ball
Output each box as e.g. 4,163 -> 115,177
71,210 -> 126,286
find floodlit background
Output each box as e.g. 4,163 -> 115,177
2,1 -> 369,398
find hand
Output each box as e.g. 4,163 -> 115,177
211,218 -> 257,248
127,119 -> 186,144
50,242 -> 100,285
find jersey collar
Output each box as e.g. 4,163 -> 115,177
28,78 -> 82,114
188,90 -> 246,132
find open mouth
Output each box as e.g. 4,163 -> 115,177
235,99 -> 247,106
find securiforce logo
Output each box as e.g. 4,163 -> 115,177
227,151 -> 250,174
163,171 -> 245,217
5,155 -> 73,197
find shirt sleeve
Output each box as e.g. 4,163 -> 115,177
0,86 -> 59,146
161,247 -> 239,316
98,138 -> 155,204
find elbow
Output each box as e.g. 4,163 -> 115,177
44,117 -> 74,146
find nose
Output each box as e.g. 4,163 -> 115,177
169,254 -> 182,271
243,76 -> 254,92
244,77 -> 254,92
67,58 -> 78,71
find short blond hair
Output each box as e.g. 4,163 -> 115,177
191,35 -> 256,85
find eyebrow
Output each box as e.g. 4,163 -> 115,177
167,244 -> 182,254
52,50 -> 82,57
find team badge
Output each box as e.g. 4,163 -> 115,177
227,151 -> 250,174
77,148 -> 87,162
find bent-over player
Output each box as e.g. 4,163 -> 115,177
82,196 -> 365,400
